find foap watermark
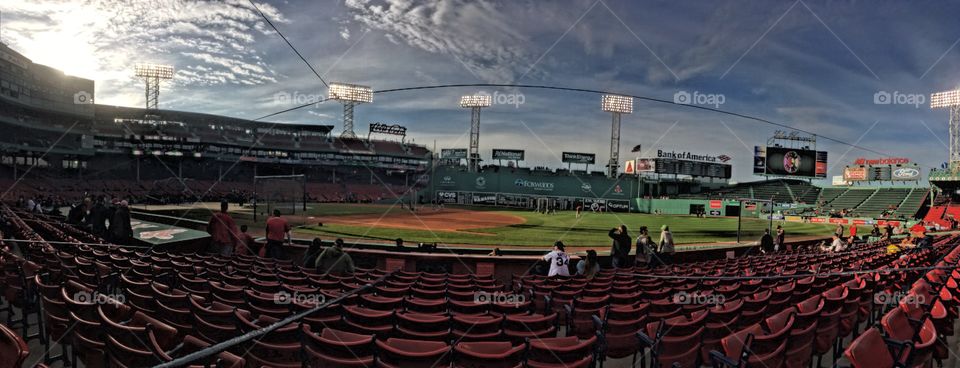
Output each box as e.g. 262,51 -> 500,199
673,90 -> 725,108
73,291 -> 125,305
273,90 -> 324,107
873,91 -> 926,108
873,291 -> 925,307
672,291 -> 725,306
274,290 -> 327,305
474,291 -> 526,306
477,90 -> 525,108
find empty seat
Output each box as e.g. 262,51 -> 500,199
376,338 -> 451,368
302,326 -> 375,368
454,341 -> 525,368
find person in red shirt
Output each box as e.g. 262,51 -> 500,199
234,224 -> 256,256
849,224 -> 858,242
206,201 -> 240,256
264,209 -> 291,259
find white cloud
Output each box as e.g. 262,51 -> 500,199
0,0 -> 287,106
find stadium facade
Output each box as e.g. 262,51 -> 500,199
0,42 -> 430,203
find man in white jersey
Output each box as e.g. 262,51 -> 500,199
542,241 -> 571,277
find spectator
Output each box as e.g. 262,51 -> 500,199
658,225 -> 675,265
206,201 -> 240,256
775,225 -> 786,252
608,225 -> 632,268
849,224 -> 858,242
236,225 -> 255,256
871,224 -> 882,238
759,229 -> 774,253
542,241 -> 570,277
315,238 -> 354,275
576,249 -> 600,279
821,235 -> 846,252
302,238 -> 324,267
884,223 -> 894,239
87,197 -> 109,236
264,209 -> 291,259
834,224 -> 844,238
108,200 -> 133,245
635,226 -> 653,266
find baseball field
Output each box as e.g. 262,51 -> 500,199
144,202 -> 838,249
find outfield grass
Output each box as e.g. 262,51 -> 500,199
148,203 -> 838,248
297,207 -> 837,247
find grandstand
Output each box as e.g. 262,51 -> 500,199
1,204 -> 957,368
679,179 -> 929,220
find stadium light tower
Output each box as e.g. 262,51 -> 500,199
932,89 -> 960,166
460,94 -> 492,172
134,63 -> 174,110
601,94 -> 634,178
328,82 -> 373,138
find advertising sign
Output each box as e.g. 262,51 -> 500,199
753,146 -> 767,174
562,152 -> 596,164
584,198 -> 607,212
832,175 -> 850,186
636,158 -> 656,172
436,191 -> 458,203
471,194 -> 498,205
891,165 -> 921,181
441,148 -> 468,159
492,149 -> 525,161
843,166 -> 867,181
606,200 -> 630,212
623,160 -> 635,174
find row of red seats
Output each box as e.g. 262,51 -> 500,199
844,234 -> 960,367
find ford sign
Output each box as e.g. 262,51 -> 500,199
892,167 -> 920,180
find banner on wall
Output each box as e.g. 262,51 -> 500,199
492,149 -> 525,161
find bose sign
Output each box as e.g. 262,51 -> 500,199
514,179 -> 554,191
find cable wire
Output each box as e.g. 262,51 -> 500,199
248,0 -> 328,88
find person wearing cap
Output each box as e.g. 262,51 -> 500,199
542,241 -> 571,277
108,199 -> 133,245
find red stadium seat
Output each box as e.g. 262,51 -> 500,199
454,341 -> 525,368
302,326 -> 375,368
375,338 -> 451,368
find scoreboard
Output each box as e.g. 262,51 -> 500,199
653,158 -> 731,179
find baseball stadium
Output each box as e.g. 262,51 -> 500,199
2,2 -> 960,368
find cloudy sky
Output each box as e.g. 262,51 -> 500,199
2,0 -> 960,183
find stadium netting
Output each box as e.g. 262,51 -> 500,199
253,174 -> 306,221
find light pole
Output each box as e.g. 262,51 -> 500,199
601,94 -> 633,178
134,63 -> 174,110
459,94 -> 492,172
328,82 -> 373,139
931,89 -> 960,168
